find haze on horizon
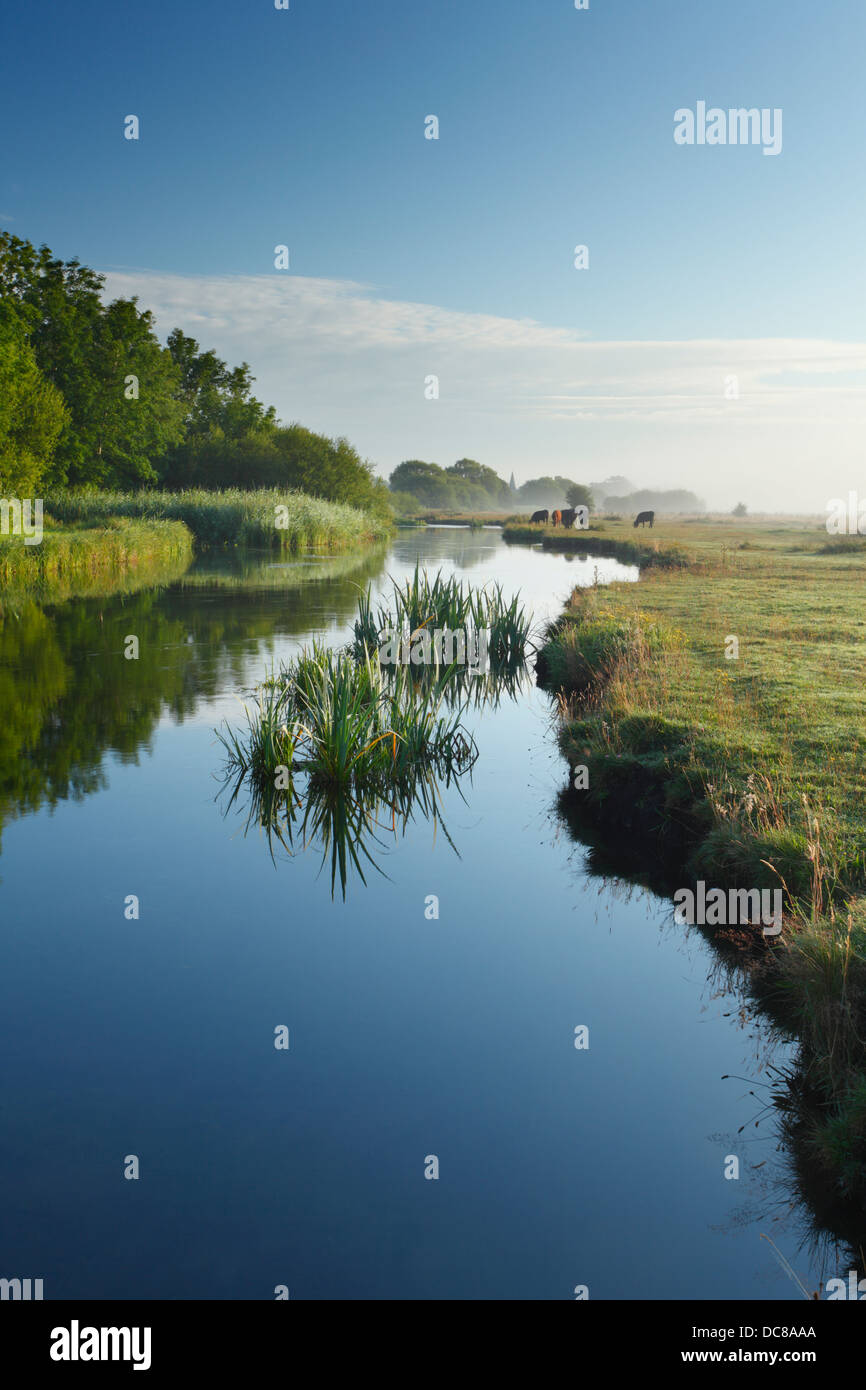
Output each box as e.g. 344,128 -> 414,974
2,0 -> 863,514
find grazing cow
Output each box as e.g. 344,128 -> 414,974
530,509 -> 549,525
551,509 -> 562,527
560,508 -> 577,529
633,510 -> 655,529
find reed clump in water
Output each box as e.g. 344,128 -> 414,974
218,642 -> 477,795
351,563 -> 532,671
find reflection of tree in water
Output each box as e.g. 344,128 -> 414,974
220,751 -> 472,902
554,779 -> 866,1288
0,547 -> 387,851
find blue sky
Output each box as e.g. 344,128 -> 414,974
1,0 -> 864,508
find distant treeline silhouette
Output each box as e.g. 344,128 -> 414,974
601,488 -> 706,514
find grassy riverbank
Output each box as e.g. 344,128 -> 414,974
503,518 -> 691,568
0,517 -> 194,600
537,516 -> 866,1208
46,488 -> 392,552
0,489 -> 392,600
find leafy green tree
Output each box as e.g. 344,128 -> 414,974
604,489 -> 706,514
0,300 -> 68,494
85,299 -> 185,486
165,329 -> 277,443
0,232 -> 185,487
0,232 -> 388,513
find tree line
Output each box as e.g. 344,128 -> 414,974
389,460 -> 592,513
0,232 -> 391,518
1,232 -> 698,521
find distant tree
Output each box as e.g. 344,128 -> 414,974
604,489 -> 706,514
389,489 -> 423,516
590,474 -> 634,506
390,461 -> 454,508
565,482 -> 593,510
445,458 -> 511,507
518,475 -> 584,509
508,472 -> 517,495
732,502 -> 748,517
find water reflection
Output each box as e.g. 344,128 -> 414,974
220,744 -> 472,899
0,547 -> 387,852
0,527 -> 855,1296
554,778 -> 866,1285
213,560 -> 538,897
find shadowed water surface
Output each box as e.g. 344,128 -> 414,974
0,529 -> 838,1298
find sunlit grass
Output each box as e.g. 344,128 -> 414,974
0,517 -> 193,597
45,487 -> 392,552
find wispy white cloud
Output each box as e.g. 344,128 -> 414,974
100,269 -> 866,511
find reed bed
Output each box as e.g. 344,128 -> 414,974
46,488 -> 391,552
0,518 -> 193,595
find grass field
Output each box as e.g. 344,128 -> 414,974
534,515 -> 866,1209
535,516 -> 866,893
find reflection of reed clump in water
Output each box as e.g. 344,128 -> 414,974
217,642 -> 478,898
217,569 -> 535,896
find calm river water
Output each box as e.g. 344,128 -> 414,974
0,528 -> 836,1298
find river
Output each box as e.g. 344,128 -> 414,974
0,527 -> 837,1299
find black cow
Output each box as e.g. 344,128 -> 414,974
560,508 -> 577,528
530,510 -> 549,525
633,510 -> 654,529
